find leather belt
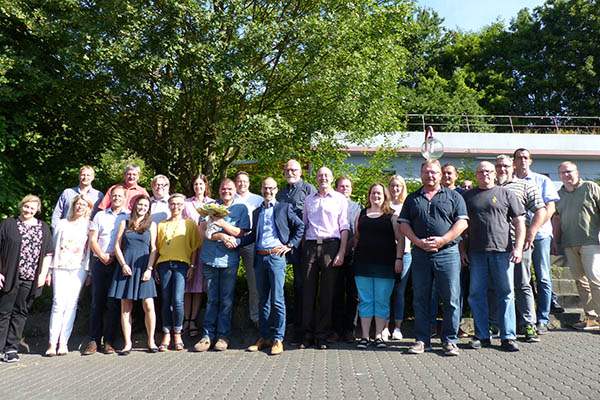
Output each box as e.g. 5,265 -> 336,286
307,238 -> 339,245
256,249 -> 279,255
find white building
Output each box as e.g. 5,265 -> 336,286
344,131 -> 600,185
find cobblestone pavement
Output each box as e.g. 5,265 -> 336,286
3,328 -> 599,400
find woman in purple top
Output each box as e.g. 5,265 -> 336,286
181,174 -> 213,337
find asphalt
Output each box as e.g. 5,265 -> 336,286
3,325 -> 599,400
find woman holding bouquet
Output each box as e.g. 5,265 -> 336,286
181,174 -> 213,337
193,179 -> 250,352
156,193 -> 201,351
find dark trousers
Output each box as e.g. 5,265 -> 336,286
332,256 -> 357,336
89,257 -> 119,345
286,247 -> 304,340
301,239 -> 340,341
0,279 -> 34,353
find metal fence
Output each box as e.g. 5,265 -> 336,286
404,114 -> 600,134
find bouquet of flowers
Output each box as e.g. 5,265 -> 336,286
197,203 -> 231,218
197,203 -> 231,239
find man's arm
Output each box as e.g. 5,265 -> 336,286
551,214 -> 562,256
89,229 -> 112,264
542,201 -> 556,225
333,229 -> 349,267
525,207 -> 546,250
510,215 -> 526,263
51,191 -> 67,229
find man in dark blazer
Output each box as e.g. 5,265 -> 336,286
242,177 -> 304,355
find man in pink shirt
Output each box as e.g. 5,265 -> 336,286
300,167 -> 349,349
97,164 -> 149,211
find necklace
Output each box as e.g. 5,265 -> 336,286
165,219 -> 182,245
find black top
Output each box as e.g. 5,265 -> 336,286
0,217 -> 53,298
463,186 -> 525,252
398,186 -> 468,247
354,209 -> 396,279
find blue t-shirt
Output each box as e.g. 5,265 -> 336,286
200,202 -> 250,268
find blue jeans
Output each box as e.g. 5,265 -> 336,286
157,261 -> 188,333
89,258 -> 118,344
531,237 -> 553,325
392,252 -> 412,322
468,251 -> 516,340
411,246 -> 461,345
255,253 -> 287,342
202,264 -> 239,339
430,266 -> 469,328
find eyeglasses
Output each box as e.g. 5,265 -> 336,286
154,183 -> 169,188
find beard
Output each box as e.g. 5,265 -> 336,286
496,174 -> 509,185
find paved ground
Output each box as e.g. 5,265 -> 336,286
3,326 -> 599,400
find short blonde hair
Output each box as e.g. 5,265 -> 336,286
67,194 -> 94,220
168,193 -> 186,204
19,194 -> 42,215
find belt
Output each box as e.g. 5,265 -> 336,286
306,238 -> 339,245
256,249 -> 279,255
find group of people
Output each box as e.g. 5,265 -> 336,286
1,148 -> 599,362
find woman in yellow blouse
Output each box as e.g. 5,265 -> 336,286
156,193 -> 201,351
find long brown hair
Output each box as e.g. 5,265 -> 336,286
365,183 -> 393,215
127,195 -> 152,233
188,174 -> 211,198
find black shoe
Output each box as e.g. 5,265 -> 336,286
469,338 -> 491,349
4,351 -> 19,363
315,339 -> 328,349
551,301 -> 565,314
501,339 -> 519,352
299,338 -> 312,349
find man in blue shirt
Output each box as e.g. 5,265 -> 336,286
243,177 -> 304,355
51,165 -> 103,229
514,148 -> 563,333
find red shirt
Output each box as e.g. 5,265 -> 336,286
97,183 -> 149,211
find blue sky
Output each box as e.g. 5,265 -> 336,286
417,0 -> 547,31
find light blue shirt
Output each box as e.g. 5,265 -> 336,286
51,186 -> 103,229
200,202 -> 250,268
151,197 -> 171,224
256,201 -> 283,251
90,208 -> 130,255
522,171 -> 560,239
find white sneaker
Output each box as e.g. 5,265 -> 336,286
381,327 -> 390,341
392,328 -> 403,340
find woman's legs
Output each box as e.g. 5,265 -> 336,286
121,299 -> 133,350
142,298 -> 157,348
58,269 -> 87,349
183,293 -> 192,332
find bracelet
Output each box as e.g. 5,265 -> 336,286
146,266 -> 154,271
190,264 -> 197,269
395,257 -> 403,260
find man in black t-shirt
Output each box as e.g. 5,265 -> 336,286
463,161 -> 526,352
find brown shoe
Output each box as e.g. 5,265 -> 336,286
270,340 -> 284,355
103,343 -> 115,355
193,337 -> 211,352
82,341 -> 97,356
326,332 -> 339,343
457,327 -> 469,338
247,338 -> 271,352
214,338 -> 228,351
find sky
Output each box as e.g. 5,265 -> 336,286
417,0 -> 547,32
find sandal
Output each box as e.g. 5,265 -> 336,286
158,344 -> 169,352
374,337 -> 387,348
356,338 -> 370,349
173,331 -> 184,351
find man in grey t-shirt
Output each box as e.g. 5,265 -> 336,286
464,161 -> 525,352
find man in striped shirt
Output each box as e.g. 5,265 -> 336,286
495,154 -> 547,342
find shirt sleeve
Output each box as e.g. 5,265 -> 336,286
338,195 -> 350,232
507,189 -> 526,218
453,192 -> 469,221
97,185 -> 114,211
51,191 -> 67,230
